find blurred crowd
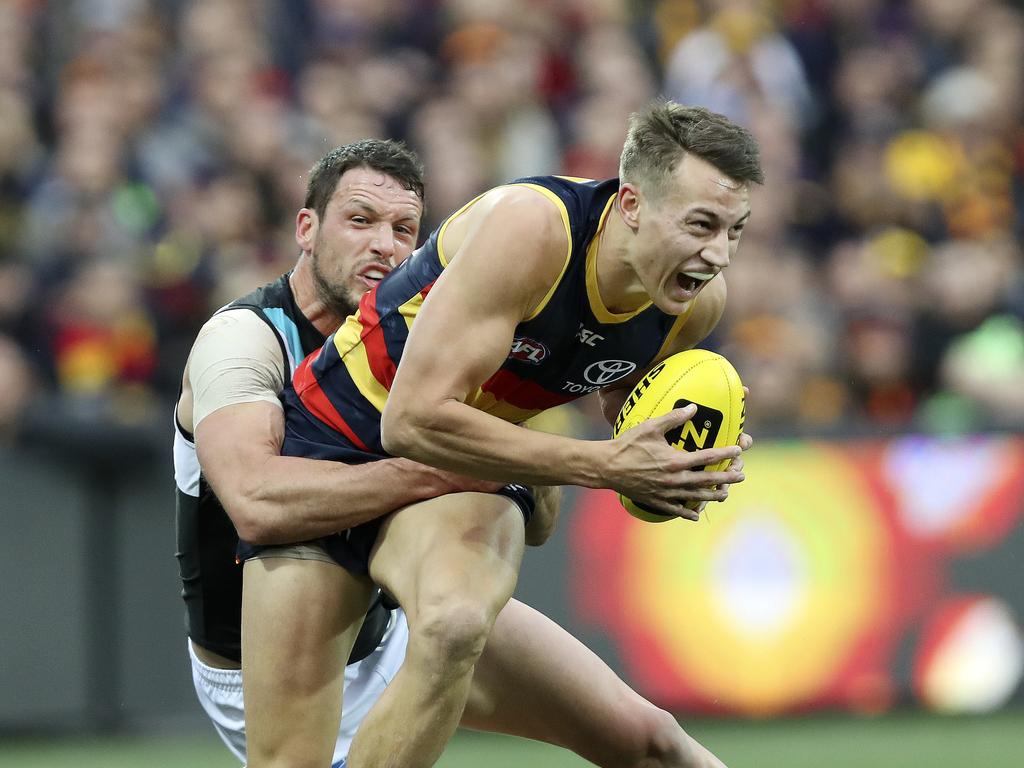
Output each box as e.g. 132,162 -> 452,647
0,0 -> 1022,444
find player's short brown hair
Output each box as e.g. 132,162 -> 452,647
304,139 -> 425,220
619,101 -> 764,199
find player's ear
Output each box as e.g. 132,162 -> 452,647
295,208 -> 319,252
617,183 -> 641,233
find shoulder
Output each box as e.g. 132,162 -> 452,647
475,184 -> 570,238
433,184 -> 574,317
197,307 -> 275,341
191,308 -> 283,368
443,183 -> 572,273
187,307 -> 289,427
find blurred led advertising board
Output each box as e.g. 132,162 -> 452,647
569,435 -> 1024,715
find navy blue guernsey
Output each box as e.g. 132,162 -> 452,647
285,176 -> 694,455
278,176 -> 696,574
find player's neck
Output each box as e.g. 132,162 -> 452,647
290,255 -> 345,335
594,208 -> 648,314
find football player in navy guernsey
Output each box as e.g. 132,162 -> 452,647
257,101 -> 760,768
175,139 -> 503,763
177,137 -> 747,768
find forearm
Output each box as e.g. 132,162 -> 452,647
382,398 -> 609,488
207,451 -> 450,546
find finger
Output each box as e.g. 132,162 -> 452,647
712,470 -> 745,486
671,487 -> 730,503
675,444 -> 742,467
650,403 -> 698,433
727,456 -> 744,473
738,432 -> 753,451
668,469 -> 744,489
674,507 -> 700,522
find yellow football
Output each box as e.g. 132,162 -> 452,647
612,349 -> 745,522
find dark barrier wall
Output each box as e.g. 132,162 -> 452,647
0,421 -> 198,732
2,432 -> 1022,732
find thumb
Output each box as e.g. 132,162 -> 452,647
651,403 -> 697,434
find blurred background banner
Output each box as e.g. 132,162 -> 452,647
569,436 -> 1024,717
1,0 -> 1023,748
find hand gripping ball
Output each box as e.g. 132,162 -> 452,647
612,349 -> 745,522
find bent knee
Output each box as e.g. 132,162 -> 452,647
412,599 -> 498,666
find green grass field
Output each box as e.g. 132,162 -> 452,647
2,710 -> 1021,768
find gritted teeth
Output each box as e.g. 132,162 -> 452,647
360,264 -> 392,281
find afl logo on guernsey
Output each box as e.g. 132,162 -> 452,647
509,336 -> 549,364
584,359 -> 637,386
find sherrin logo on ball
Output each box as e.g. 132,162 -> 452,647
612,349 -> 745,523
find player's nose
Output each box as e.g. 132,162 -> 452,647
700,228 -> 730,268
371,223 -> 396,260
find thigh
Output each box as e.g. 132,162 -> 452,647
462,598 -> 663,764
241,554 -> 373,765
368,492 -> 526,623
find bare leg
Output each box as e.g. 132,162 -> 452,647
243,555 -> 373,768
463,598 -> 727,768
346,492 -> 525,768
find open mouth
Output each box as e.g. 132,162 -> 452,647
676,271 -> 715,294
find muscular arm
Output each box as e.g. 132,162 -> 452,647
380,188 -> 739,515
185,311 -> 495,545
380,187 -> 608,488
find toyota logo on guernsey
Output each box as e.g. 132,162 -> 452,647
583,359 -> 637,385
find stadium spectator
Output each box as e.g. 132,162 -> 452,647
0,0 -> 1020,434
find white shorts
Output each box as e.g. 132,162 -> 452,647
189,609 -> 409,766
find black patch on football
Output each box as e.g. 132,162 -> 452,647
664,398 -> 723,471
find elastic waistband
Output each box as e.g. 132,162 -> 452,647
188,640 -> 242,691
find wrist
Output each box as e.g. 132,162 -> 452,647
566,437 -> 615,490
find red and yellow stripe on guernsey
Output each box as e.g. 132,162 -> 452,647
397,287 -> 429,334
465,390 -> 545,424
353,294 -> 398,391
467,369 -> 576,423
329,311 -> 391,417
292,353 -> 370,451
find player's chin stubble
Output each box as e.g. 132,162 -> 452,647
310,248 -> 360,320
